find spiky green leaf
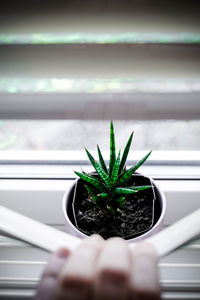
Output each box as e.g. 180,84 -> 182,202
85,148 -> 112,187
119,131 -> 134,174
118,200 -> 126,207
97,145 -> 108,174
109,121 -> 116,176
97,192 -> 109,199
115,196 -> 125,202
118,151 -> 152,184
115,186 -> 151,195
128,185 -> 152,191
74,171 -> 104,192
85,148 -> 97,171
85,185 -> 99,202
94,161 -> 112,188
114,197 -> 126,207
132,150 -> 152,173
111,150 -> 121,184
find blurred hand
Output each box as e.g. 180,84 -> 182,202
35,235 -> 160,300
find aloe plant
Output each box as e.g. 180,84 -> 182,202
75,121 -> 152,214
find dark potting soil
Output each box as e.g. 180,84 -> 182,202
71,180 -> 155,240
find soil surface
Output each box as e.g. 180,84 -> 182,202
71,178 -> 155,240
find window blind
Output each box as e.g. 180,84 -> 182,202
0,0 -> 199,120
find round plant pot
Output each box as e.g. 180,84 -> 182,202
62,174 -> 166,242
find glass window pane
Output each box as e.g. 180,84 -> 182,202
0,120 -> 199,151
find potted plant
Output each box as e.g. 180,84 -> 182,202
63,121 -> 166,242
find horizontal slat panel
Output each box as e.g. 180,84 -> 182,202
1,0 -> 200,37
1,288 -> 199,300
1,92 -> 200,120
1,263 -> 200,283
162,291 -> 200,300
1,44 -> 199,78
1,1 -> 199,123
0,235 -> 199,299
0,290 -> 34,299
1,79 -> 200,94
1,33 -> 200,45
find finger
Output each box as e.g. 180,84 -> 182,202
57,234 -> 104,300
95,237 -> 131,300
129,243 -> 161,300
35,248 -> 70,300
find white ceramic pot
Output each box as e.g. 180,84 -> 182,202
62,175 -> 166,243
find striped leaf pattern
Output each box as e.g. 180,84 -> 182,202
115,197 -> 126,207
115,186 -> 151,195
115,196 -> 125,202
119,131 -> 133,174
118,151 -> 152,185
84,185 -> 98,202
97,145 -> 108,174
128,186 -> 152,191
111,150 -> 121,184
94,161 -> 112,188
97,192 -> 109,199
75,122 -> 152,214
85,148 -> 112,187
109,121 -> 116,176
85,148 -> 96,170
131,150 -> 152,173
74,171 -> 104,192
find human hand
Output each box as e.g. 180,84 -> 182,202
35,235 -> 160,300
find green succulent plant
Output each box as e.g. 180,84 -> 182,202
75,121 -> 152,214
